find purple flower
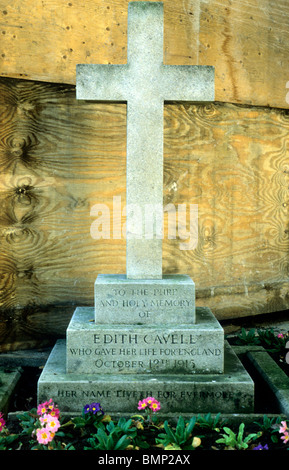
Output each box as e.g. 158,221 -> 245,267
253,443 -> 269,450
90,402 -> 104,414
83,404 -> 91,414
83,402 -> 104,415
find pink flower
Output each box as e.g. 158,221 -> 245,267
0,412 -> 5,432
138,396 -> 161,412
37,399 -> 53,416
138,399 -> 148,410
37,402 -> 48,416
48,406 -> 60,419
278,333 -> 284,338
37,399 -> 59,418
45,415 -> 60,433
150,400 -> 161,412
144,397 -> 156,407
279,421 -> 288,434
36,427 -> 54,445
281,431 -> 289,444
39,414 -> 50,426
145,396 -> 161,411
138,396 -> 161,414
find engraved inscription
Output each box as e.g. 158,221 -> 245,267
68,332 -> 222,373
57,388 -> 237,401
97,286 -> 194,320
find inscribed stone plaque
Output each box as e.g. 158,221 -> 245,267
94,274 -> 195,324
66,307 -> 223,375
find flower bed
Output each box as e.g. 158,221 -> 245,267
1,397 -> 289,451
229,327 -> 289,376
228,327 -> 289,417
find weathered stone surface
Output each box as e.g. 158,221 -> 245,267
247,350 -> 289,417
76,2 -> 214,279
38,340 -> 254,415
94,274 -> 195,324
66,306 -> 223,375
0,367 -> 22,414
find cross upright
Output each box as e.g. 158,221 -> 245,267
76,1 -> 214,280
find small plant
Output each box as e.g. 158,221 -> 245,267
84,417 -> 137,450
17,399 -> 65,450
235,328 -> 260,346
215,423 -> 261,450
131,396 -> 163,449
69,401 -> 105,431
156,415 -> 201,450
254,414 -> 282,443
0,433 -> 19,450
196,412 -> 227,431
234,327 -> 289,359
137,396 -> 161,424
257,329 -> 289,357
0,412 -> 19,450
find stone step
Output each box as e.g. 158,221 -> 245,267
66,306 -> 224,375
38,340 -> 254,415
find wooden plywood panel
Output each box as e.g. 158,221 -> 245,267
0,77 -> 288,350
163,102 -> 289,317
0,0 -> 289,108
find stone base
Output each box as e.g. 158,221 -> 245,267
66,306 -> 224,375
37,340 -> 254,415
94,274 -> 195,324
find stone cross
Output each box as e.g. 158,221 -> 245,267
76,1 -> 214,280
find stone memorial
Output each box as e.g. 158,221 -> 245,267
38,2 -> 254,416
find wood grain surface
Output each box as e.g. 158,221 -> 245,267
0,0 -> 289,108
0,77 -> 288,350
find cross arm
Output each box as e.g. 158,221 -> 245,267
76,64 -> 129,101
161,65 -> 215,102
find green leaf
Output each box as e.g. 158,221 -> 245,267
175,416 -> 185,443
107,433 -> 115,450
185,416 -> 197,439
96,428 -> 109,448
118,417 -> 133,433
237,422 -> 245,442
114,435 -> 130,450
106,421 -> 115,433
164,421 -> 177,443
